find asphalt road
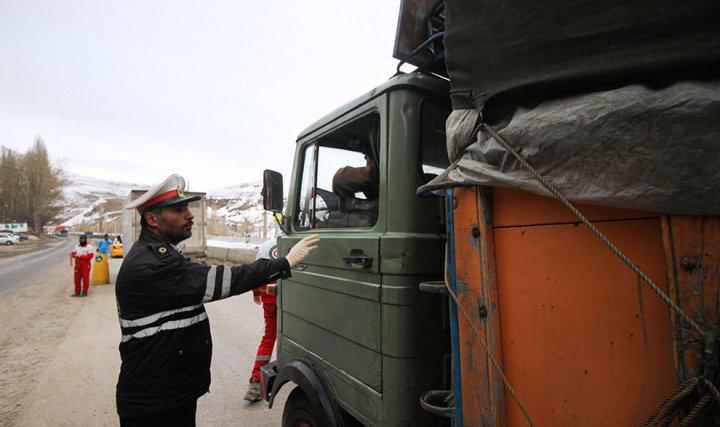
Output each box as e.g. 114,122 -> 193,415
0,238 -> 75,297
0,242 -> 290,426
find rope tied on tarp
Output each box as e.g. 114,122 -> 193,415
477,119 -> 720,425
446,118 -> 718,426
476,119 -> 707,339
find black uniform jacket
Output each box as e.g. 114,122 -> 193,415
115,228 -> 291,417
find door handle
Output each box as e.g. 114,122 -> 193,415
342,255 -> 373,269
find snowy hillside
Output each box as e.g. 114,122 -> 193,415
207,181 -> 263,223
61,172 -> 145,228
206,181 -> 282,239
62,172 -> 146,204
59,172 -> 274,238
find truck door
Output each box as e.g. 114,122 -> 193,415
280,110 -> 385,394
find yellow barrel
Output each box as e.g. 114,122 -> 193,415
92,253 -> 110,285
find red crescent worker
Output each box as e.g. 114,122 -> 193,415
71,234 -> 94,297
244,237 -> 279,402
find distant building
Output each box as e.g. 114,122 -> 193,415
1,223 -> 28,233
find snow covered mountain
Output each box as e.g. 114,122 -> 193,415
60,172 -> 145,228
205,181 -> 279,238
207,181 -> 265,223
60,172 -> 272,237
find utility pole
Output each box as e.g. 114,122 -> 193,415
262,210 -> 268,240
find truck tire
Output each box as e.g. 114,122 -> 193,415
282,387 -> 320,427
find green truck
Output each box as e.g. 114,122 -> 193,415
262,71 -> 452,427
260,1 -> 720,426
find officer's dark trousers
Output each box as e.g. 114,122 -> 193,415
119,400 -> 197,427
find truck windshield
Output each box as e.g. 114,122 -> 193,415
295,113 -> 380,230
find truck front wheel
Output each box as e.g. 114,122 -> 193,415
282,387 -> 320,427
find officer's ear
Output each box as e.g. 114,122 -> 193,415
144,209 -> 161,228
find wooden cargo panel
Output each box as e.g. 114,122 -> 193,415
493,218 -> 675,426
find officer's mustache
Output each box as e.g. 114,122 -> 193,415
184,221 -> 194,228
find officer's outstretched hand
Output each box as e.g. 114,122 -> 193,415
286,234 -> 320,268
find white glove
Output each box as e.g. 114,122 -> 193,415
286,234 -> 320,268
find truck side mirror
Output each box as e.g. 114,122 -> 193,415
262,170 -> 284,213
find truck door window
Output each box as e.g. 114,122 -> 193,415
295,113 -> 380,230
420,99 -> 451,180
296,144 -> 318,229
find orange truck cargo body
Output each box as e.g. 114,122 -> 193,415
450,186 -> 720,426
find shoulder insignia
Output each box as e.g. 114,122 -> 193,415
152,245 -> 171,258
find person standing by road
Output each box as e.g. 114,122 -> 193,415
70,235 -> 94,297
244,237 -> 279,402
97,233 -> 112,255
115,173 -> 319,427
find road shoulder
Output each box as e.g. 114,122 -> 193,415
0,259 -> 121,426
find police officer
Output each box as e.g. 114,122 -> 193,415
115,174 -> 319,426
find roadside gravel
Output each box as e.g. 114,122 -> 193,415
0,241 -> 288,426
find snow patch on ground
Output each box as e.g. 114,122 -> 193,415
207,239 -> 259,249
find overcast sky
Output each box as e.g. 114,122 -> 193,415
0,1 -> 404,191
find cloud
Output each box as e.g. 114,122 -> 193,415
0,1 -> 401,190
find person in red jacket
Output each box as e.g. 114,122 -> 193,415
244,237 -> 279,402
71,234 -> 95,297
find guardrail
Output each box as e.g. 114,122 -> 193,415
206,246 -> 258,264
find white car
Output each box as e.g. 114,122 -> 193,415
0,232 -> 20,245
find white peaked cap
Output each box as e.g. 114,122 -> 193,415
125,174 -> 201,213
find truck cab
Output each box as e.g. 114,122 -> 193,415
263,72 -> 452,426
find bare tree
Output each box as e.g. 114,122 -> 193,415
0,138 -> 66,233
0,147 -> 26,221
22,138 -> 67,233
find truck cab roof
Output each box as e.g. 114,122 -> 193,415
296,72 -> 449,142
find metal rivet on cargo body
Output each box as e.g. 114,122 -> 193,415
680,256 -> 698,273
471,227 -> 481,238
478,304 -> 488,319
